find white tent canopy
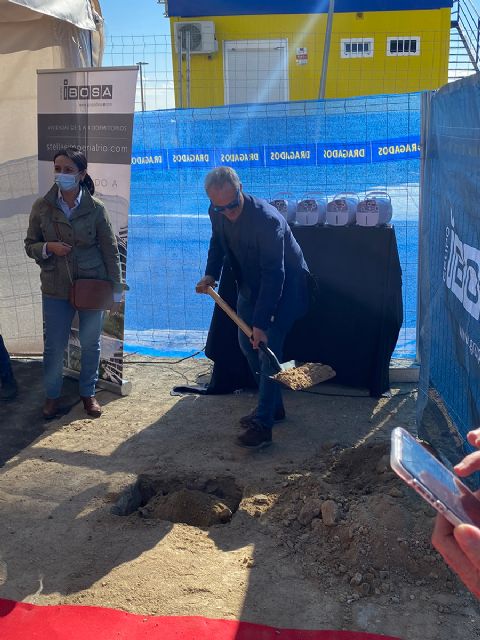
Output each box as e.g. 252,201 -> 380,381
5,0 -> 98,30
0,0 -> 104,352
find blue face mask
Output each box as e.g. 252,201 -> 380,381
55,173 -> 80,192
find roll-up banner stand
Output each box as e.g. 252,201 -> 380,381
37,67 -> 138,396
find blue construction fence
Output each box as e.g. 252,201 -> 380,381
124,93 -> 421,357
418,74 -> 480,469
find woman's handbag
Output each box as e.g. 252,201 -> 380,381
53,222 -> 113,311
68,278 -> 113,311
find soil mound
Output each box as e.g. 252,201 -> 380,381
262,441 -> 458,603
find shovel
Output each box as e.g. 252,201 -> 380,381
206,286 -> 335,391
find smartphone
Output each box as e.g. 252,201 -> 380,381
390,427 -> 480,527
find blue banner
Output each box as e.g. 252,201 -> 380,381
265,143 -> 317,166
372,136 -> 421,162
214,147 -> 264,167
132,140 -> 421,169
318,142 -> 370,164
167,148 -> 215,168
131,150 -> 167,167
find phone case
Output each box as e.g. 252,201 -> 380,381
390,427 -> 480,528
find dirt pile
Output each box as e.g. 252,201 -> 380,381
243,441 -> 462,606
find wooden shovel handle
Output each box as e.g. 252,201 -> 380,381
206,286 -> 253,339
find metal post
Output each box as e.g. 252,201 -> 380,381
136,61 -> 148,111
186,30 -> 191,108
177,33 -> 183,108
476,18 -> 480,65
318,0 -> 335,99
416,91 -> 433,367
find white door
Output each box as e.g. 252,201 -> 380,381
223,39 -> 289,105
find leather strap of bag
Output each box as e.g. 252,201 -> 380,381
53,221 -> 74,286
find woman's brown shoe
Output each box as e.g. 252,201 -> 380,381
42,398 -> 59,420
81,396 -> 102,418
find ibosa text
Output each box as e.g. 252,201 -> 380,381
444,216 -> 480,321
63,80 -> 113,101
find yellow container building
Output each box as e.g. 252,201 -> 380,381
166,0 -> 453,107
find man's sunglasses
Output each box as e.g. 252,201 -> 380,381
211,189 -> 240,213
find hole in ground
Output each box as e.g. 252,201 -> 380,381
111,473 -> 243,527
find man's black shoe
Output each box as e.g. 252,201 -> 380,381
239,406 -> 285,428
236,422 -> 272,449
0,377 -> 17,400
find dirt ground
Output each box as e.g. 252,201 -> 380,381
0,356 -> 479,639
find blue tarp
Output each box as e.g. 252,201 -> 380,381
125,94 -> 420,358
419,74 -> 480,460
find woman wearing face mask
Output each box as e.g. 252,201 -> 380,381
25,147 -> 124,420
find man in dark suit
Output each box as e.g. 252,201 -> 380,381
196,166 -> 309,449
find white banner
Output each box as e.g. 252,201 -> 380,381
37,66 -> 138,394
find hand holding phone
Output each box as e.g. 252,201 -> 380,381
433,428 -> 480,598
390,427 -> 480,527
432,511 -> 480,598
391,426 -> 480,598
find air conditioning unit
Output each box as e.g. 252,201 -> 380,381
174,21 -> 217,54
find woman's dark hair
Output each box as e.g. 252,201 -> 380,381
53,146 -> 95,195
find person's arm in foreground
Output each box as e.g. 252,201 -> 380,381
432,428 -> 480,597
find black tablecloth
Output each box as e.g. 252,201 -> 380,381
205,225 -> 403,397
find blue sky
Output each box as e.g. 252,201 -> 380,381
100,0 -> 170,38
100,0 -> 172,109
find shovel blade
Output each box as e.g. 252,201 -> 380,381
270,362 -> 336,391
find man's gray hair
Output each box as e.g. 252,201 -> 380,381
204,166 -> 241,192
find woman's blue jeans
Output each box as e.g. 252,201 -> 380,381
43,296 -> 104,399
237,294 -> 297,430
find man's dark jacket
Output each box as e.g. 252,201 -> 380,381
205,193 -> 308,330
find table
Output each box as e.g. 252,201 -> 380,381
205,225 -> 403,397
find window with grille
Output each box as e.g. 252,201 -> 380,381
341,38 -> 374,58
387,37 -> 420,56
